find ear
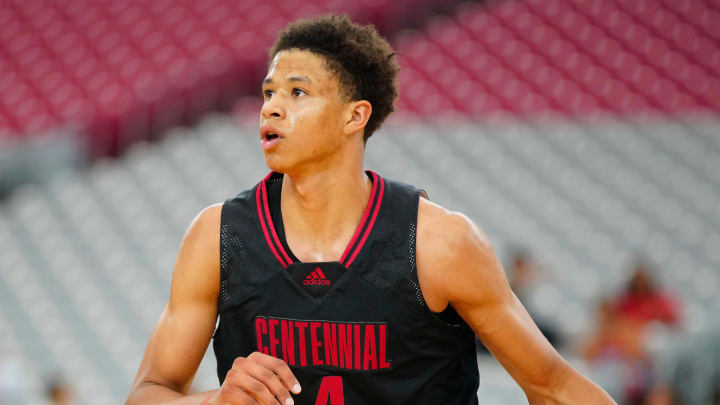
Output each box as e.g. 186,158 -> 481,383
343,100 -> 372,136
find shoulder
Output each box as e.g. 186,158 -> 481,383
417,197 -> 494,262
186,203 -> 223,241
176,203 -> 223,275
416,198 -> 505,311
168,203 -> 223,306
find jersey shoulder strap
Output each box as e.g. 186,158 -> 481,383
350,177 -> 431,310
219,183 -> 279,312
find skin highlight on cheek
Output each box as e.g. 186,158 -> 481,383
288,113 -> 297,132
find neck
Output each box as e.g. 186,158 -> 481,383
280,154 -> 371,262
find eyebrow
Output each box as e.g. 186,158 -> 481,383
262,75 -> 314,85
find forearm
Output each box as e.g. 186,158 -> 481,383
526,371 -> 616,405
126,381 -> 218,405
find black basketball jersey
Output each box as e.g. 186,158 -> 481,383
213,171 -> 479,405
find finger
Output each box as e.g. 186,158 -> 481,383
225,366 -> 279,405
249,352 -> 301,394
237,373 -> 281,405
244,361 -> 294,405
220,384 -> 262,405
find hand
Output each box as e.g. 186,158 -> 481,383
210,352 -> 301,405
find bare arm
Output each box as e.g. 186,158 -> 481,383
126,204 -> 301,405
416,199 -> 615,405
126,204 -> 223,405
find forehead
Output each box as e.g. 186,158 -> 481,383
264,49 -> 338,87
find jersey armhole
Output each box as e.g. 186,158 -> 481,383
411,189 -> 464,328
218,199 -> 232,313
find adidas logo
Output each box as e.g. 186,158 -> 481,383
303,267 -> 331,286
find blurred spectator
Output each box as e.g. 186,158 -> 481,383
582,299 -> 652,405
507,248 -> 535,298
506,248 -> 562,348
583,260 -> 684,404
46,376 -> 73,405
582,299 -> 647,362
645,383 -> 678,405
614,260 -> 681,327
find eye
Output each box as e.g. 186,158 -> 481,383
292,88 -> 306,97
263,89 -> 274,99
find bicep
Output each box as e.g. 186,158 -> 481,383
130,204 -> 222,394
420,210 -> 569,396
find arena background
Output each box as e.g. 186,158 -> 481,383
1,0 -> 719,404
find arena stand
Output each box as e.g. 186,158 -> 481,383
394,0 -> 720,118
0,0 -> 460,198
0,0 -> 457,155
1,0 -> 719,404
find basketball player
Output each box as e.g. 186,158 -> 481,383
126,15 -> 615,405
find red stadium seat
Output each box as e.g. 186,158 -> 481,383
0,0 -> 456,155
394,0 -> 720,119
1,0 -> 719,151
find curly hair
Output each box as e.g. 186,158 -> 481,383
268,14 -> 399,142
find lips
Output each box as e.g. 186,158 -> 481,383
260,124 -> 284,150
260,124 -> 284,140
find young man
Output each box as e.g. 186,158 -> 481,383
126,15 -> 615,405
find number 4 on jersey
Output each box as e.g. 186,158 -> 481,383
315,376 -> 344,405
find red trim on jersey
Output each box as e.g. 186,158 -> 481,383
344,174 -> 385,268
258,170 -> 385,270
339,171 -> 379,264
256,180 -> 289,269
261,176 -> 294,266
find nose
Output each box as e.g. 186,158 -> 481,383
260,93 -> 285,120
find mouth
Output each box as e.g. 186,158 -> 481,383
260,125 -> 283,149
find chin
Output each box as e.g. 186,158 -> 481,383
263,153 -> 291,174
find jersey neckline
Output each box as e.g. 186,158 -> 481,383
256,170 -> 385,270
